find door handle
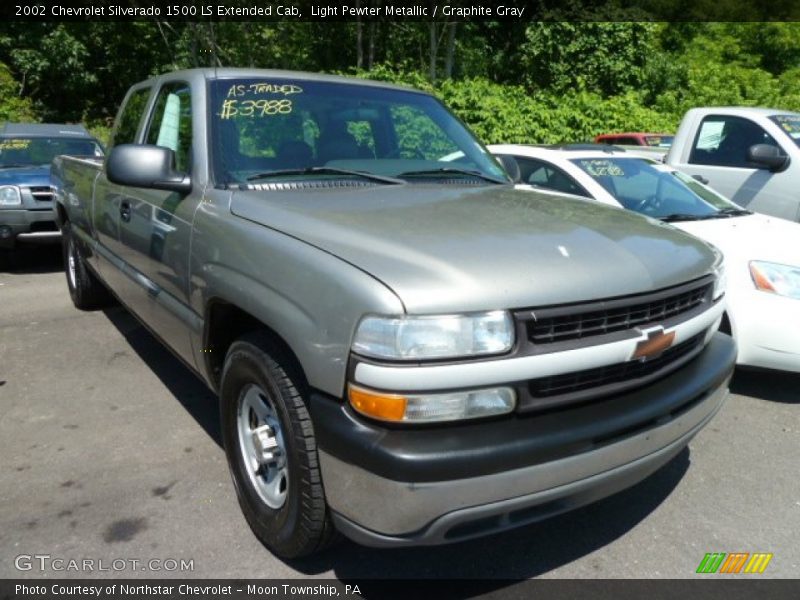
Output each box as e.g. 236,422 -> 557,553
120,201 -> 131,222
692,174 -> 709,185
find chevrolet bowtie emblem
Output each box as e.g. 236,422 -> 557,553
632,327 -> 676,362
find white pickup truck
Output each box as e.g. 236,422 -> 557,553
666,107 -> 800,223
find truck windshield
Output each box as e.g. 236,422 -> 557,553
209,78 -> 508,185
0,137 -> 103,168
769,114 -> 800,148
572,157 -> 742,220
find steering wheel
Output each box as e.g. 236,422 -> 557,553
632,194 -> 659,213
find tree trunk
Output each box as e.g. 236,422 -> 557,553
429,22 -> 438,82
368,21 -> 376,69
444,22 -> 457,79
356,0 -> 363,69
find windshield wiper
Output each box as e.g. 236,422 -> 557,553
0,163 -> 35,169
246,167 -> 403,185
715,207 -> 753,217
659,213 -> 717,222
397,167 -> 508,184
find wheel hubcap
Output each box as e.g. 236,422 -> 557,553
67,240 -> 77,289
237,384 -> 288,509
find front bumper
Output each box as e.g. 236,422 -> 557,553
312,332 -> 735,546
0,208 -> 60,248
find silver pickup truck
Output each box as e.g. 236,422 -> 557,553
52,68 -> 735,558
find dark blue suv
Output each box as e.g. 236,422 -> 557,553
0,123 -> 103,253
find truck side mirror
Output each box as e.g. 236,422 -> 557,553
747,144 -> 789,172
495,154 -> 521,183
107,144 -> 191,194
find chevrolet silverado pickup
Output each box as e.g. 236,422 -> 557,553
666,107 -> 800,222
52,69 -> 735,558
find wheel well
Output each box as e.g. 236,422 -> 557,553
204,301 -> 306,391
55,203 -> 68,228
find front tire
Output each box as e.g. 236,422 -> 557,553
62,221 -> 114,310
220,333 -> 335,558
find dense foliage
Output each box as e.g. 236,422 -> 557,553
1,21 -> 799,145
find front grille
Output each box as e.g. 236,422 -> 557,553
526,280 -> 712,345
28,186 -> 54,202
528,332 -> 705,400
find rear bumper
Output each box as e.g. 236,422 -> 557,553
313,332 -> 735,546
0,208 -> 60,248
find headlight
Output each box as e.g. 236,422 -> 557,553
348,384 -> 516,423
750,261 -> 800,300
0,185 -> 21,206
712,258 -> 727,301
352,311 -> 514,360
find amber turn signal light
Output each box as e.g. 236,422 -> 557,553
348,385 -> 408,422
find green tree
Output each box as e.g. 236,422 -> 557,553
0,61 -> 38,122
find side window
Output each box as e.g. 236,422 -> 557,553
110,87 -> 151,149
516,157 -> 589,197
146,82 -> 193,172
689,115 -> 782,168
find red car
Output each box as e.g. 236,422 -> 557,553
595,132 -> 674,148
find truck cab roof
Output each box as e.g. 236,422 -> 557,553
138,67 -> 424,95
682,107 -> 800,118
1,123 -> 93,138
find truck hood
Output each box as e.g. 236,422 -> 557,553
0,164 -> 50,187
231,184 -> 718,313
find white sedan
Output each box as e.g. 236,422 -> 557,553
489,144 -> 800,373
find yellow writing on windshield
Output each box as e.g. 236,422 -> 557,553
583,160 -> 625,177
219,99 -> 293,120
0,139 -> 31,150
225,83 -> 303,97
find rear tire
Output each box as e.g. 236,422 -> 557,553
0,249 -> 14,272
220,332 -> 335,558
62,221 -> 114,310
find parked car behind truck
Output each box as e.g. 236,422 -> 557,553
596,132 -> 674,148
491,144 -> 800,373
667,107 -> 800,222
52,68 -> 735,557
0,123 -> 103,257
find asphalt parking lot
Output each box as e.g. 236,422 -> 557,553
1,245 -> 799,582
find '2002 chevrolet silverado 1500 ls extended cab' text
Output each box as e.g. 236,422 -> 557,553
52,69 -> 736,558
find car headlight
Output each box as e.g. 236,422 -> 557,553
750,261 -> 800,300
348,384 -> 516,423
0,185 -> 21,206
712,258 -> 727,301
352,311 -> 514,360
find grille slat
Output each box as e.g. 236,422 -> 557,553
27,186 -> 54,202
529,333 -> 705,399
528,284 -> 710,344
